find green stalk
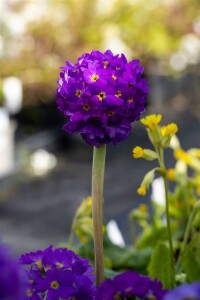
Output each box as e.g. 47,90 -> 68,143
163,174 -> 175,286
176,207 -> 196,267
92,144 -> 106,285
156,147 -> 175,286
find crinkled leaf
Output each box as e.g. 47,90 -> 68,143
181,236 -> 200,282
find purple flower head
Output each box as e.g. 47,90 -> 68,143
20,246 -> 95,300
164,282 -> 200,300
0,243 -> 26,300
56,49 -> 148,147
95,271 -> 167,300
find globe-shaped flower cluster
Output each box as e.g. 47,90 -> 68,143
20,246 -> 95,300
56,50 -> 148,147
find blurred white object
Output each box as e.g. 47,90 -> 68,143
3,77 -> 22,114
0,108 -> 16,177
30,149 -> 57,176
169,134 -> 180,149
151,177 -> 166,206
106,219 -> 125,247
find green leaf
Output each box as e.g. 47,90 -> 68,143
148,241 -> 174,289
181,236 -> 200,282
104,268 -> 119,279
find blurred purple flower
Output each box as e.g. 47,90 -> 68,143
56,49 -> 148,147
0,243 -> 26,300
20,245 -> 95,300
95,271 -> 167,300
164,282 -> 200,300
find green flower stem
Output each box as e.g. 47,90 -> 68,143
68,225 -> 75,249
163,174 -> 175,286
92,144 -> 106,285
176,207 -> 196,267
156,147 -> 175,286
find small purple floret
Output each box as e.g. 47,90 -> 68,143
56,49 -> 148,147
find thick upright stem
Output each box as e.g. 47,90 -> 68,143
92,144 -> 106,285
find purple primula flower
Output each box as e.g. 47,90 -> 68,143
0,243 -> 26,300
56,49 -> 148,147
164,282 -> 200,300
20,246 -> 95,300
95,271 -> 167,300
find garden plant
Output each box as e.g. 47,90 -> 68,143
1,49 -> 200,300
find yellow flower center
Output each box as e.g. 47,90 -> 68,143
91,74 -> 99,82
75,89 -> 81,97
104,60 -> 109,68
26,288 -> 33,297
108,111 -> 115,117
56,262 -> 63,268
98,92 -> 106,101
112,75 -> 117,80
83,104 -> 90,111
51,281 -> 59,289
115,91 -> 122,98
128,98 -> 134,103
125,287 -> 133,293
35,260 -> 42,269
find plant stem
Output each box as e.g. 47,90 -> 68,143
163,174 -> 175,286
156,147 -> 175,286
176,207 -> 196,267
68,230 -> 74,249
92,144 -> 106,285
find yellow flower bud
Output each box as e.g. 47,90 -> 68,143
132,146 -> 144,158
137,185 -> 147,196
141,114 -> 162,129
166,123 -> 178,135
166,168 -> 175,181
86,196 -> 92,206
80,236 -> 88,244
138,203 -> 148,212
161,123 -> 178,137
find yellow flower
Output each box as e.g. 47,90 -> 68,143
138,203 -> 148,212
161,123 -> 178,137
80,236 -> 88,244
166,168 -> 175,181
86,196 -> 92,206
132,146 -> 144,158
196,149 -> 200,158
141,114 -> 162,129
137,185 -> 147,196
174,148 -> 191,164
